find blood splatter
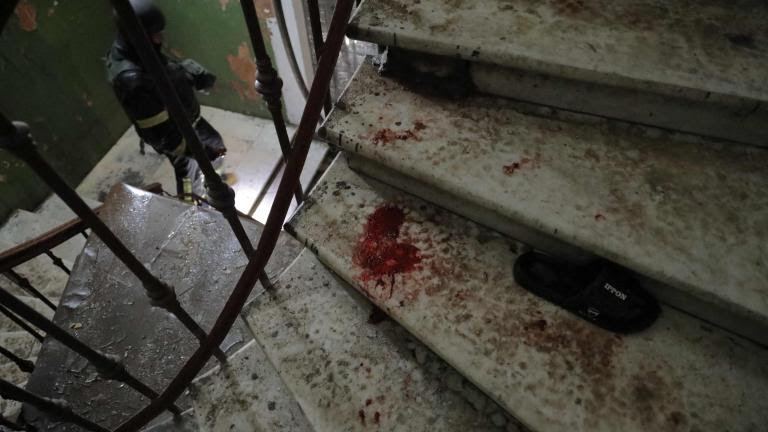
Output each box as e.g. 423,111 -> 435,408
413,120 -> 427,131
594,213 -> 606,221
15,0 -> 37,32
358,409 -> 366,425
502,157 -> 535,175
373,412 -> 381,424
354,204 -> 421,287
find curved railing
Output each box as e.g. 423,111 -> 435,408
0,0 -> 353,430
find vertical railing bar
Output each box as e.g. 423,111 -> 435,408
0,379 -> 109,432
0,115 -> 227,362
0,287 -> 182,416
114,1 -> 354,429
3,270 -> 56,311
110,0 -> 273,293
238,0 -> 305,205
44,251 -> 70,275
0,344 -> 35,373
0,303 -> 44,342
305,0 -> 332,114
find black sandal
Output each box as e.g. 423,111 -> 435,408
513,251 -> 660,333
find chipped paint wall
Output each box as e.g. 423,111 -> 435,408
158,0 -> 274,116
0,0 -> 273,222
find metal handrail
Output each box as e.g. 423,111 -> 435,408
0,0 -> 352,429
114,0 -> 354,429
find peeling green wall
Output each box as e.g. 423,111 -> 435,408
0,0 -> 272,222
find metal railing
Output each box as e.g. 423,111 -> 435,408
0,0 -> 352,430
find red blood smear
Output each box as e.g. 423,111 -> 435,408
374,412 -> 381,424
358,409 -> 366,425
372,128 -> 417,145
354,205 -> 421,281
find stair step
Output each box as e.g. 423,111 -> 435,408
286,154 -> 768,432
321,59 -> 768,345
244,249 -> 515,431
189,339 -> 314,432
348,0 -> 768,146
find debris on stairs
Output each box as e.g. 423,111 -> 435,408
242,249 -> 520,431
21,184 -> 302,432
321,59 -> 768,346
347,0 -> 768,146
286,154 -> 768,432
189,340 -> 314,432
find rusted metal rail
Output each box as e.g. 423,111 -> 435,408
0,343 -> 34,373
305,0 -> 333,114
238,0 -> 305,204
0,303 -> 43,342
0,379 -> 109,432
0,0 -> 352,429
2,269 -> 56,311
0,114 -> 227,363
110,0 -> 273,291
114,0 -> 354,429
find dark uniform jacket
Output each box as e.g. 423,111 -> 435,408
105,37 -> 225,193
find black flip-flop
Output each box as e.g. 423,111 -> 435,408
513,251 -> 660,333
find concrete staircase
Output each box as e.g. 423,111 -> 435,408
5,2 -> 768,431
188,1 -> 768,431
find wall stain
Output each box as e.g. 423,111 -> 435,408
15,0 -> 38,32
226,42 -> 260,101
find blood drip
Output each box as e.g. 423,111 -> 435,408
354,205 -> 421,282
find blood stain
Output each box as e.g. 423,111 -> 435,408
368,306 -> 389,324
373,412 -> 381,424
354,205 -> 421,288
594,213 -> 606,221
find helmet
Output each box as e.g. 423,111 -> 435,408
117,0 -> 166,34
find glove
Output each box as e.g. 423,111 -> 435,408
180,59 -> 217,90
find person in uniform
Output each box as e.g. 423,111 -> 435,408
106,0 -> 225,198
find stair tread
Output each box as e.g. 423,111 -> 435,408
244,250 -> 513,432
23,184 -> 303,432
189,339 -> 314,432
287,154 -> 768,432
322,60 -> 768,343
349,0 -> 768,104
